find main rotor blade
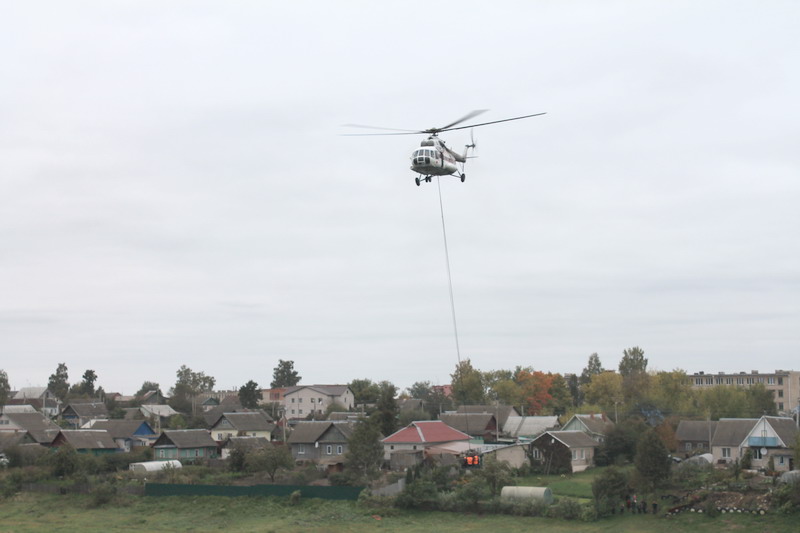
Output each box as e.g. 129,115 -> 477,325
341,123 -> 421,133
437,109 -> 489,131
440,112 -> 547,132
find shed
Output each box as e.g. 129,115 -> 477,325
129,460 -> 182,473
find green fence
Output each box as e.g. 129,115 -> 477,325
144,483 -> 364,500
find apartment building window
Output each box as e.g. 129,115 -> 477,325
778,377 -> 784,385
695,378 -> 703,385
291,398 -> 295,403
768,377 -> 775,385
311,398 -> 315,403
299,409 -> 303,414
706,377 -> 713,385
778,390 -> 784,398
737,377 -> 744,385
726,377 -> 733,385
779,402 -> 784,410
715,378 -> 723,385
298,398 -> 303,403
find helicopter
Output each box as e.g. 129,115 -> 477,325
343,110 -> 545,186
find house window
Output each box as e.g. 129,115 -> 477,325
753,448 -> 763,460
196,449 -> 200,457
337,445 -> 343,454
299,444 -> 305,455
318,398 -> 323,404
532,448 -> 541,460
217,433 -> 224,440
572,450 -> 577,460
722,448 -> 731,458
159,449 -> 165,458
780,456 -> 785,465
326,445 -> 332,455
685,442 -> 693,451
581,449 -> 585,460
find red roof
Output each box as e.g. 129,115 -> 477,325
382,421 -> 470,444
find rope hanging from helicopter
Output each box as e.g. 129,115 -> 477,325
436,176 -> 462,366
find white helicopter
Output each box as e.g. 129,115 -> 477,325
344,110 -> 545,186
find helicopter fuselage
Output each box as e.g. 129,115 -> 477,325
409,137 -> 466,177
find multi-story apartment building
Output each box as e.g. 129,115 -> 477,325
689,370 -> 800,415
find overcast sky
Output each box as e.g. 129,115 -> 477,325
1,1 -> 798,395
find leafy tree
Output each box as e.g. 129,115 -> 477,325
546,374 -> 573,416
349,378 -> 381,406
618,346 -> 647,377
596,418 -> 648,466
398,407 -> 430,427
48,363 -> 70,402
406,381 -> 453,418
0,369 -> 9,413
516,370 -> 553,415
238,380 -> 263,409
371,381 -> 399,437
72,369 -> 98,397
745,384 -> 778,416
634,429 -> 671,491
344,419 -> 384,481
135,381 -> 161,398
648,370 -> 692,416
450,359 -> 486,406
271,359 -> 300,388
474,455 -> 514,496
592,466 -> 629,516
169,365 -> 215,415
582,371 -> 623,416
580,353 -> 604,386
244,444 -> 294,481
567,373 -> 582,407
324,401 -> 347,419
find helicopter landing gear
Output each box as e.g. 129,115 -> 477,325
460,173 -> 466,182
415,175 -> 433,186
415,177 -> 420,186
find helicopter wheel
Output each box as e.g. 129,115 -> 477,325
460,174 -> 466,182
415,177 -> 420,186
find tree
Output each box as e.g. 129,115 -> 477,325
474,455 -> 514,496
596,418 -> 647,466
592,466 -> 629,516
516,370 -> 553,415
634,429 -> 671,491
648,370 -> 693,416
135,381 -> 161,398
271,359 -> 300,388
582,371 -> 623,417
0,369 -> 10,414
567,373 -> 582,407
48,363 -> 70,402
344,419 -> 384,481
76,369 -> 97,397
406,381 -> 453,418
244,444 -> 294,481
546,374 -> 573,416
169,365 -> 216,415
238,380 -> 263,409
349,378 -> 381,406
618,346 -> 647,377
371,381 -> 399,437
450,359 -> 486,406
580,353 -> 604,386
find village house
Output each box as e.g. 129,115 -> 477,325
560,413 -> 615,442
530,430 -> 599,473
51,430 -> 119,455
209,412 -> 275,442
676,420 -> 718,455
382,420 -> 471,462
89,420 -> 158,451
152,430 -> 219,463
220,436 -> 271,460
60,402 -> 109,428
286,421 -> 355,470
0,412 -> 61,445
283,385 -> 354,419
502,415 -> 560,440
741,416 -> 799,472
710,418 -> 758,465
439,413 -> 499,443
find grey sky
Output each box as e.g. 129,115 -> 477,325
1,1 -> 798,394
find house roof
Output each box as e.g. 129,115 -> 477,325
223,436 -> 271,450
535,430 -> 600,449
456,405 -> 520,426
383,421 -> 470,444
12,387 -> 49,400
676,420 -> 718,442
284,385 -> 351,397
140,405 -> 179,418
90,420 -> 155,439
0,431 -> 31,451
287,421 -> 354,444
57,430 -> 118,450
759,416 -> 799,447
711,419 -> 758,447
214,412 -> 275,432
503,416 -> 560,438
439,413 -> 496,435
157,430 -> 217,449
567,414 -> 615,435
1,412 -> 61,444
63,402 -> 109,418
203,397 -> 244,426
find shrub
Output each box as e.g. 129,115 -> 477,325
395,479 -> 439,509
288,490 -> 302,506
549,498 -> 582,520
591,466 -> 629,516
88,483 -> 117,508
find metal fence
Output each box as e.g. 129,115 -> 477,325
144,483 -> 364,500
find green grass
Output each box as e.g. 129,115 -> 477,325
516,467 -> 604,500
0,493 -> 797,533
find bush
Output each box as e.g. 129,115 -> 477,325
549,498 -> 582,520
395,479 -> 439,509
288,489 -> 302,506
88,483 -> 117,508
591,466 -> 629,516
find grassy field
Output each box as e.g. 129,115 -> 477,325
0,492 -> 797,533
516,467 -> 600,500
